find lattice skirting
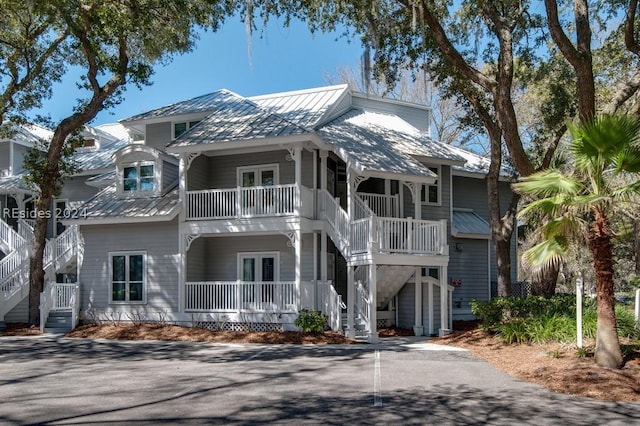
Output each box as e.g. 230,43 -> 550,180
377,318 -> 390,329
194,321 -> 285,332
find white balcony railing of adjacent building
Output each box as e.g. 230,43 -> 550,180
186,184 -> 314,220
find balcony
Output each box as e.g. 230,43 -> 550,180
186,184 -> 314,221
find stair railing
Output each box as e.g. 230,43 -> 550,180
317,280 -> 345,332
39,282 -> 55,333
354,280 -> 371,334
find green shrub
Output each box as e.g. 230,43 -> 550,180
474,294 -> 637,344
294,308 -> 328,333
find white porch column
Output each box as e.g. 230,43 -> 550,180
368,264 -> 378,343
385,179 -> 391,216
428,278 -> 434,335
346,265 -> 355,338
295,229 -> 302,309
294,146 -> 303,215
178,154 -> 187,313
320,151 -> 328,282
413,267 -> 423,336
439,265 -> 451,336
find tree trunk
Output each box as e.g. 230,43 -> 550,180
531,264 -> 560,298
589,209 -> 623,369
27,196 -> 51,326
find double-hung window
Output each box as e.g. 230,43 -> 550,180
123,163 -> 155,193
110,252 -> 146,303
421,166 -> 441,205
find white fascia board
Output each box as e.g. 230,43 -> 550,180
166,134 -> 315,154
358,168 -> 437,185
64,206 -> 179,226
414,155 -> 466,167
452,231 -> 491,240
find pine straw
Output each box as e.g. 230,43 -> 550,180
432,327 -> 640,403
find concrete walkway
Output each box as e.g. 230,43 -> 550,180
0,335 -> 638,425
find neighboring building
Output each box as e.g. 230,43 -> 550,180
0,85 -> 517,340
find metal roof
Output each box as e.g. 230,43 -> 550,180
452,210 -> 490,239
167,90 -> 308,149
316,109 -> 464,181
249,84 -> 348,129
121,91 -> 234,123
71,139 -> 129,174
71,186 -> 179,224
0,174 -> 35,195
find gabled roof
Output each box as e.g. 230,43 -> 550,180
1,122 -> 53,147
317,109 -> 464,182
167,90 -> 308,150
249,84 -> 349,129
67,186 -> 179,225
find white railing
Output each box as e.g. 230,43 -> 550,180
17,218 -> 34,242
317,280 -> 345,332
351,217 -> 372,254
353,194 -> 375,220
0,218 -> 24,251
43,225 -> 78,271
187,184 -> 311,220
376,217 -> 447,254
318,189 -> 351,254
185,281 -> 298,313
355,280 -> 371,333
40,282 -> 80,332
357,192 -> 400,218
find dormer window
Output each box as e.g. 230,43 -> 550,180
173,120 -> 200,139
123,163 -> 155,192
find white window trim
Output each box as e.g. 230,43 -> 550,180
421,165 -> 441,206
236,164 -> 280,187
237,251 -> 280,282
118,161 -> 161,198
109,251 -> 147,304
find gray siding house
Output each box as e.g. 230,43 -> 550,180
0,85 -> 517,340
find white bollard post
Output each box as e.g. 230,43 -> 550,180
576,274 -> 583,349
635,288 -> 639,326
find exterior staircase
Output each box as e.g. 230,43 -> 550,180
0,217 -> 80,332
0,218 -> 30,327
44,310 -> 73,333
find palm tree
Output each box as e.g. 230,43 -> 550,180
514,114 -> 640,369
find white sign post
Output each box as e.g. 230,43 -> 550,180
635,288 -> 639,326
576,273 -> 583,349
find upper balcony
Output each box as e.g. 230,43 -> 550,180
186,184 -> 315,221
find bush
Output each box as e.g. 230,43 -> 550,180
294,308 -> 328,333
472,294 -> 638,344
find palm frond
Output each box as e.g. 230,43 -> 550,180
540,216 -> 582,240
521,237 -> 568,278
513,169 -> 581,198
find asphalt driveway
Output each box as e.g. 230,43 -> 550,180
0,335 -> 638,425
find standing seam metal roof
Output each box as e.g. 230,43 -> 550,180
167,90 -> 309,148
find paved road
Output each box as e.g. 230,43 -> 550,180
0,336 -> 638,425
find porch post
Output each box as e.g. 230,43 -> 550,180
428,278 -> 434,335
384,179 -> 391,216
294,146 -> 302,215
346,265 -> 355,338
320,151 -> 328,282
368,263 -> 378,343
439,264 -> 451,336
295,229 -> 302,311
413,267 -> 423,336
178,154 -> 187,313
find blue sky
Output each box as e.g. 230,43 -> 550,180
35,16 -> 365,126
